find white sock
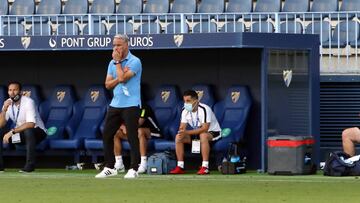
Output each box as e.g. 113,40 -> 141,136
115,156 -> 123,164
202,161 -> 209,168
177,161 -> 184,168
140,156 -> 147,166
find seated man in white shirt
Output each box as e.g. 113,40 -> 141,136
0,82 -> 47,172
170,90 -> 221,175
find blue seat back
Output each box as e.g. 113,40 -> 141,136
29,23 -> 52,36
37,0 -> 62,15
214,86 -> 252,142
72,85 -> 109,139
165,22 -> 189,33
63,0 -> 89,14
0,86 -> 7,107
57,23 -> 80,35
22,85 -> 42,106
83,22 -> 107,35
109,22 -> 133,34
117,0 -> 143,14
137,22 -> 161,34
3,24 -> 26,36
144,0 -> 170,13
332,21 -> 360,44
198,0 -> 225,13
341,0 -> 360,12
191,84 -> 215,108
40,85 -> 76,139
149,85 -> 180,137
280,22 -> 303,34
305,21 -> 331,43
9,0 -> 35,15
0,0 -> 9,15
282,0 -> 309,12
90,0 -> 115,14
171,0 -> 197,13
226,0 -> 253,13
220,22 -> 245,32
251,22 -> 274,33
193,21 -> 217,33
254,0 -> 281,12
311,0 -> 338,12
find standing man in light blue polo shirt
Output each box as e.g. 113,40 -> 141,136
96,34 -> 142,179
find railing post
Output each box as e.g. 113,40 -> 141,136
0,16 -> 2,36
88,14 -> 93,35
180,13 -> 185,33
274,13 -> 280,33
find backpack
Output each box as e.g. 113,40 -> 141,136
324,151 -> 360,176
147,151 -> 177,175
221,143 -> 246,174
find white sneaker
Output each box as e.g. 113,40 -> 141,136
137,164 -> 147,174
114,162 -> 125,173
95,167 -> 118,178
124,169 -> 138,179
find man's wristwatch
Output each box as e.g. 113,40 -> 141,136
11,129 -> 16,135
114,61 -> 120,65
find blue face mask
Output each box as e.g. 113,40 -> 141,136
184,103 -> 193,112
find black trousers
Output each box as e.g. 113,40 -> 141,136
0,127 -> 46,169
103,106 -> 140,170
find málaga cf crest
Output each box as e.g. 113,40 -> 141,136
161,91 -> 171,103
283,69 -> 293,87
57,91 -> 66,102
174,35 -> 183,47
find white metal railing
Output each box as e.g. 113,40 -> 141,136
1,12 -> 360,73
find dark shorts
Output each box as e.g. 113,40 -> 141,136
192,131 -> 221,142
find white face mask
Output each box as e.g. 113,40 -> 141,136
184,102 -> 193,112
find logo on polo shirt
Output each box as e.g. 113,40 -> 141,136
57,91 -> 66,102
231,91 -> 240,103
161,91 -> 171,103
22,91 -> 31,97
195,90 -> 204,101
91,91 -> 99,102
174,34 -> 183,47
21,37 -> 31,49
283,69 -> 292,87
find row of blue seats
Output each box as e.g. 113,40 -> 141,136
0,0 -> 359,21
1,84 -> 252,163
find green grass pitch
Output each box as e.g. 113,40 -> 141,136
0,169 -> 360,203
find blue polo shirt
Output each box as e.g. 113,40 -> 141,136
107,51 -> 142,108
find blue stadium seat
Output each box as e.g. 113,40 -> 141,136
58,0 -> 89,23
219,22 -> 246,32
212,86 -> 252,153
28,23 -> 52,36
165,22 -> 189,33
83,0 -> 115,22
82,22 -> 107,35
111,0 -> 143,22
192,21 -> 217,33
219,0 -> 253,22
135,0 -> 169,21
108,22 -> 134,34
22,85 -> 42,107
49,85 -> 109,158
280,0 -> 309,20
337,0 -> 360,20
161,0 -> 197,22
0,0 -> 8,15
39,85 -> 76,149
305,21 -> 332,45
34,0 -> 62,23
323,21 -> 360,48
9,0 -> 35,23
190,0 -> 225,22
280,22 -> 303,34
305,0 -> 338,20
136,22 -> 162,34
250,22 -> 274,33
2,24 -> 26,36
56,23 -> 80,35
247,0 -> 281,21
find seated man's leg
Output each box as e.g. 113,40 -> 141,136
114,125 -> 126,171
0,129 -> 7,171
342,127 -> 360,156
170,134 -> 191,174
21,128 -> 46,171
197,132 -> 213,175
137,128 -> 151,173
